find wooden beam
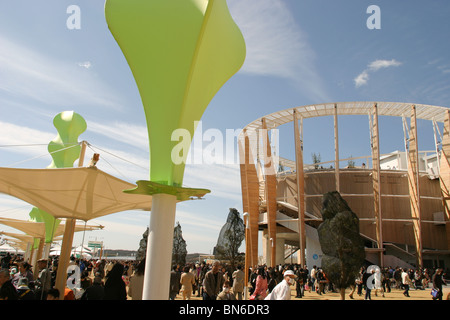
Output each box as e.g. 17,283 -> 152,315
55,140 -> 87,299
240,129 -> 260,269
238,134 -> 250,293
439,109 -> 450,251
370,103 -> 384,266
334,104 -> 340,192
407,105 -> 423,267
261,118 -> 277,267
293,110 -> 306,266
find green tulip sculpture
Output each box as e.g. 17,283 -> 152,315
105,0 -> 246,299
29,111 -> 86,260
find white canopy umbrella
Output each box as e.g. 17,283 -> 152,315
73,245 -> 92,253
0,166 -> 152,220
0,165 -> 153,298
70,251 -> 92,259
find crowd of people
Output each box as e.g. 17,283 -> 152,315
169,260 -> 297,300
0,251 -> 448,300
0,252 -> 139,300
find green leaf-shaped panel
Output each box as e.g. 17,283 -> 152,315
105,0 -> 246,188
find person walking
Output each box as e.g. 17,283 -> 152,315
432,268 -> 446,300
374,268 -> 384,297
267,268 -> 278,293
103,262 -> 127,300
232,265 -> 244,300
363,269 -> 374,300
180,265 -> 196,300
203,260 -> 224,300
401,268 -> 411,297
310,266 -> 317,293
382,267 -> 391,293
264,270 -> 295,300
316,268 -> 326,295
35,259 -> 51,300
80,276 -> 105,300
128,259 -> 145,300
394,267 -> 402,289
169,265 -> 181,300
217,280 -> 236,300
249,267 -> 258,296
250,267 -> 268,300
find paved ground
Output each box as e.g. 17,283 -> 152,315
175,284 -> 450,301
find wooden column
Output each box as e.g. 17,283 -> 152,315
54,140 -> 87,299
293,110 -> 306,266
439,110 -> 450,251
238,130 -> 260,271
262,118 -> 277,267
407,105 -> 423,267
370,103 -> 384,266
334,104 -> 340,192
238,134 -> 250,296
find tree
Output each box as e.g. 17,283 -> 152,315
347,155 -> 355,168
135,222 -> 187,266
172,222 -> 187,266
214,208 -> 245,269
136,228 -> 149,261
312,152 -> 321,169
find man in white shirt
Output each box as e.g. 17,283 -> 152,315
265,270 -> 295,300
401,268 -> 411,297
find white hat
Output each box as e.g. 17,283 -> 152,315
284,270 -> 295,276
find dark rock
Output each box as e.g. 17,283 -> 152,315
317,191 -> 365,297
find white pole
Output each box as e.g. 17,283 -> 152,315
43,243 -> 51,259
142,193 -> 177,300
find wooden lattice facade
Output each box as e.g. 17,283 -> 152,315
239,102 -> 450,270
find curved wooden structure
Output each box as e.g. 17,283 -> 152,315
239,102 -> 450,271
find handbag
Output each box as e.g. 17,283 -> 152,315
431,288 -> 439,298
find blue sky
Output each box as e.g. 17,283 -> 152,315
0,0 -> 449,254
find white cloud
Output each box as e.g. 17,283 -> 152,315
0,121 -> 55,167
0,35 -> 124,110
354,59 -> 402,88
87,120 -> 149,151
354,70 -> 370,88
228,0 -> 330,102
368,59 -> 402,71
78,61 -> 92,69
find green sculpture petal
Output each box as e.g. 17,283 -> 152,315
29,111 -> 86,244
29,207 -> 61,244
105,0 -> 246,190
47,111 -> 87,169
124,180 -> 210,201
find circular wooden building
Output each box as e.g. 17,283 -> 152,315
238,102 -> 450,270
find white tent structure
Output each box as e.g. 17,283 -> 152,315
0,167 -> 152,220
0,217 -> 103,262
0,165 -> 153,298
0,242 -> 23,254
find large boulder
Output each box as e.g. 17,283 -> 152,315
317,191 -> 365,298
